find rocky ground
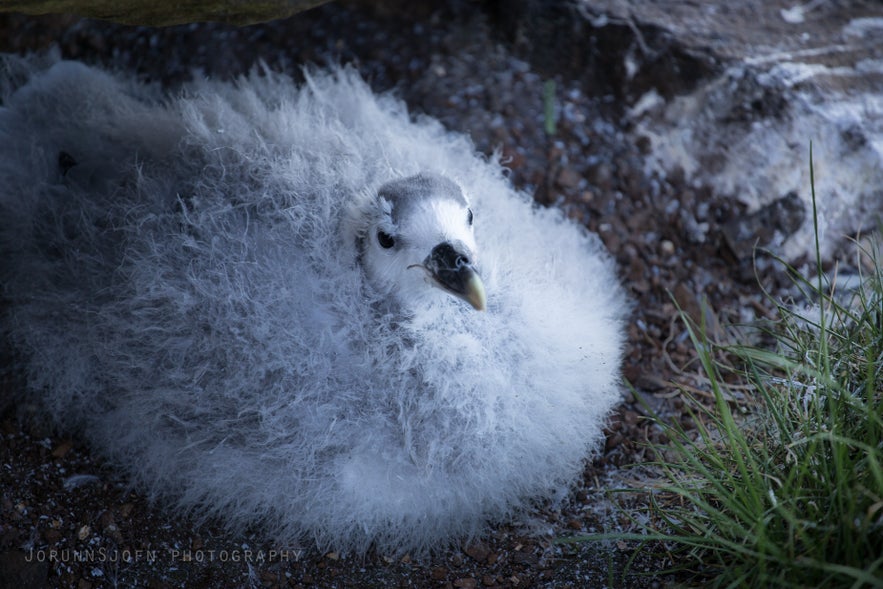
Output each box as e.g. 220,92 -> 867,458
0,1 -> 823,587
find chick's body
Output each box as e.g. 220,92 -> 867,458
0,58 -> 625,554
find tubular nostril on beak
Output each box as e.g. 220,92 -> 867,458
431,242 -> 471,269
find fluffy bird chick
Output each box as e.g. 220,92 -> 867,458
0,57 -> 626,555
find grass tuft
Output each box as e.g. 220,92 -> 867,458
567,147 -> 883,587
543,79 -> 557,136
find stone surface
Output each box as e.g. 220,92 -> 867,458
0,0 -> 330,26
606,0 -> 883,261
491,0 -> 883,261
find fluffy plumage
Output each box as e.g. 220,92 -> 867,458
0,57 -> 625,554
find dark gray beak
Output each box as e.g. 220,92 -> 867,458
422,242 -> 486,311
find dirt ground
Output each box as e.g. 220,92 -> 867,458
0,2 -> 799,587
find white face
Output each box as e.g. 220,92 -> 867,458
361,174 -> 485,311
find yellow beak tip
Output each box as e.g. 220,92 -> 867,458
465,274 -> 487,311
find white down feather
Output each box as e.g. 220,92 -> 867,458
0,57 -> 626,554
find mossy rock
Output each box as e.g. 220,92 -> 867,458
0,0 -> 331,26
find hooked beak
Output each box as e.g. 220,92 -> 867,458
417,242 -> 486,311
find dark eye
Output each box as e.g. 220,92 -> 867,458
377,231 -> 396,249
467,208 -> 474,226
